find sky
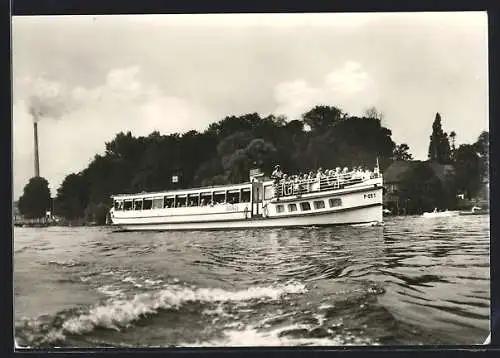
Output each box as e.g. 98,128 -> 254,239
12,12 -> 489,199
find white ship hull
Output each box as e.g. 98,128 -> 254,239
114,203 -> 382,231
111,177 -> 383,232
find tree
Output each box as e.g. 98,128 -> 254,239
392,143 -> 413,161
428,112 -> 452,163
301,105 -> 346,132
474,131 -> 489,158
397,162 -> 447,214
449,131 -> 457,161
54,104 -> 402,220
18,177 -> 51,219
449,131 -> 456,150
474,131 -> 489,182
55,173 -> 89,220
84,202 -> 109,225
454,144 -> 482,199
364,106 -> 384,122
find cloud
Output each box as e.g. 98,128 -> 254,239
12,12 -> 488,198
13,66 -> 214,199
273,61 -> 378,120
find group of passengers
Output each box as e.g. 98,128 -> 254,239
271,165 -> 373,182
165,198 -> 234,208
270,164 -> 374,196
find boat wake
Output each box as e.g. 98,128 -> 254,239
14,281 -> 307,347
178,323 -> 378,347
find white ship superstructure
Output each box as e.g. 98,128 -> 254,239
109,165 -> 383,231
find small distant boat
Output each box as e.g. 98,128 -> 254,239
459,206 -> 489,216
422,209 -> 459,218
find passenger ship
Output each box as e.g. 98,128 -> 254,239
109,163 -> 383,231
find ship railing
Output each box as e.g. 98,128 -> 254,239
274,171 -> 381,198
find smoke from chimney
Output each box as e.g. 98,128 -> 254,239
24,77 -> 76,178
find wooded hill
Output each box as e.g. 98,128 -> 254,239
16,106 -> 488,222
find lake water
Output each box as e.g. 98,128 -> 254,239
14,215 -> 490,348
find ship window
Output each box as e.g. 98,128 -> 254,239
175,195 -> 187,207
329,198 -> 342,207
200,192 -> 212,206
118,201 -> 124,211
288,203 -> 297,212
188,194 -> 199,207
124,200 -> 133,211
152,198 -> 163,209
143,199 -> 153,210
134,199 -> 143,210
214,191 -> 226,204
264,185 -> 274,200
241,188 -> 251,203
300,202 -> 311,211
114,200 -> 122,210
227,190 -> 240,204
164,196 -> 174,208
276,204 -> 285,213
314,200 -> 325,209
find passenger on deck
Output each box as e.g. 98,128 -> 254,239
271,165 -> 283,182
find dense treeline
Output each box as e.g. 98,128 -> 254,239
426,112 -> 489,200
391,112 -> 489,214
52,105 -> 398,223
17,105 -> 488,222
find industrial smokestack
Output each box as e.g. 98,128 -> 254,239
33,117 -> 40,177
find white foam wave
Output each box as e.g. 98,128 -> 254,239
313,313 -> 327,327
47,259 -> 83,267
38,282 -> 307,344
144,279 -> 163,286
97,285 -> 125,297
318,303 -> 334,310
179,324 -> 376,347
122,276 -> 143,288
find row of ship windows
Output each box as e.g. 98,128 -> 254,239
114,189 -> 252,211
276,198 -> 342,213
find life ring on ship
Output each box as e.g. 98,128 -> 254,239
244,206 -> 249,219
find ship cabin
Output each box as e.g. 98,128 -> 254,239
111,166 -> 382,222
112,182 -> 253,216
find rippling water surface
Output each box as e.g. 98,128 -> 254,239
14,215 -> 490,347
